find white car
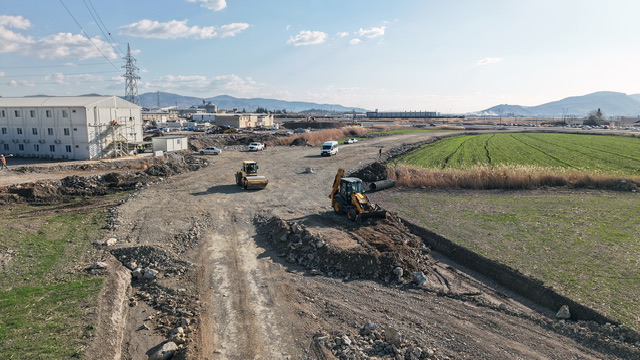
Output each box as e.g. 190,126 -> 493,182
199,147 -> 222,155
248,142 -> 264,151
344,138 -> 358,144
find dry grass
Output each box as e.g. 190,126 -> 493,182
388,164 -> 640,191
272,126 -> 374,146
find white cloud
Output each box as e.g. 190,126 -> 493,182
26,33 -> 118,60
0,15 -> 30,29
0,71 -> 4,76
7,79 -> 35,87
287,30 -> 327,46
186,0 -> 227,11
336,31 -> 349,37
119,19 -> 249,39
357,26 -> 385,38
477,57 -> 503,65
349,38 -> 361,46
141,74 -> 258,96
43,72 -> 104,85
0,15 -> 117,60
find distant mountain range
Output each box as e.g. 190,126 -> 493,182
137,92 -> 368,113
480,91 -> 640,117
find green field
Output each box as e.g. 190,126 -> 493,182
396,133 -> 640,176
0,200 -> 118,359
379,132 -> 640,331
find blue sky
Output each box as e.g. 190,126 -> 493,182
1,0 -> 639,112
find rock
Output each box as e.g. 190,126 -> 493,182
413,271 -> 427,286
132,268 -> 143,279
105,237 -> 118,246
91,262 -> 108,269
126,261 -> 138,270
361,321 -> 377,335
556,305 -> 571,319
393,266 -> 404,279
385,327 -> 403,346
341,335 -> 352,346
148,341 -> 178,360
144,268 -> 159,279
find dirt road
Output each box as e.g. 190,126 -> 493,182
93,132 -> 639,359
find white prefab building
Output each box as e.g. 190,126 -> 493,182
151,136 -> 189,152
0,96 -> 142,160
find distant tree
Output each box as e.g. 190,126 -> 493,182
584,108 -> 604,126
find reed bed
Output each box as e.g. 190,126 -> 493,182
388,164 -> 640,191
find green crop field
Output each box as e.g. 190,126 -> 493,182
396,133 -> 640,176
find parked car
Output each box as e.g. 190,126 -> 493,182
248,142 -> 264,151
198,147 -> 222,155
344,138 -> 358,144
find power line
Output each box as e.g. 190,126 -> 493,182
82,0 -> 125,58
1,70 -> 120,78
58,0 -> 120,71
2,63 -> 114,70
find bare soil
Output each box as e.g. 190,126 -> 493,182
1,131 -> 638,360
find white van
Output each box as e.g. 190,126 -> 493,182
321,141 -> 339,156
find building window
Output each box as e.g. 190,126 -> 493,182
14,110 -> 20,117
30,110 -> 36,117
176,139 -> 181,145
34,144 -> 40,152
46,110 -> 52,117
65,145 -> 72,153
47,128 -> 54,136
49,145 -> 55,152
63,128 -> 70,136
62,110 -> 68,117
1,128 -> 6,135
32,128 -> 38,135
18,144 -> 24,151
0,110 -> 5,117
16,128 -> 23,135
3,144 -> 8,151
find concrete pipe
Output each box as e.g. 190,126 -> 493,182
369,179 -> 396,191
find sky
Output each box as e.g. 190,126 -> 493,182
1,0 -> 640,113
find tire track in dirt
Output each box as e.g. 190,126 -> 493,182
206,209 -> 287,359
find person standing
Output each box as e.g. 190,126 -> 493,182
0,154 -> 7,170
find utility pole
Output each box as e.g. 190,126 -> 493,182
122,43 -> 140,105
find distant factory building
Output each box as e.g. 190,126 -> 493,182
214,113 -> 275,129
366,110 -> 438,118
0,96 -> 143,160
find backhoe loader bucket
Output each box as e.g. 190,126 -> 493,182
357,208 -> 388,222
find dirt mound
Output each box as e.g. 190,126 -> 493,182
258,215 -> 433,283
110,245 -> 202,360
349,162 -> 388,182
289,137 -> 309,146
0,155 -> 203,204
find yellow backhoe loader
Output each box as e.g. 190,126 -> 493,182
235,161 -> 268,190
329,168 -> 387,222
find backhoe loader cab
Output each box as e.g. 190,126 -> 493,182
329,168 -> 387,222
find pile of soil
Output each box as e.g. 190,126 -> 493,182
0,153 -> 206,204
258,215 -> 433,283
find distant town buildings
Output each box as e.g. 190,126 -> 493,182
0,96 -> 143,160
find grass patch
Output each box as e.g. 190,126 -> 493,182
0,197 -> 121,359
389,133 -> 640,190
375,190 -> 640,331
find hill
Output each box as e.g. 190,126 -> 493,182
137,92 -> 368,113
480,91 -> 640,117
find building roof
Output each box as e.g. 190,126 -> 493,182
0,96 -> 140,109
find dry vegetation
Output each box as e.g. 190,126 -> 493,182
271,125 -> 372,146
387,164 -> 640,191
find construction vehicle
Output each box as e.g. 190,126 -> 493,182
235,161 -> 269,190
329,168 -> 387,222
